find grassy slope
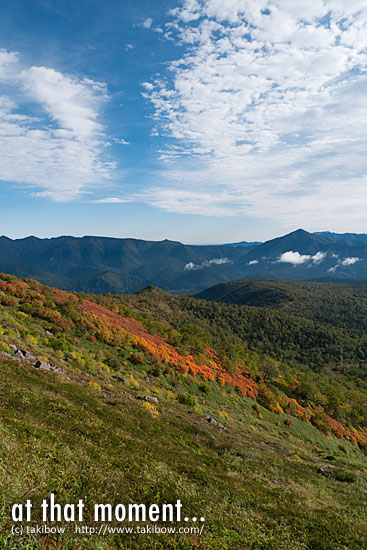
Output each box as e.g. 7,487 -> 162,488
0,276 -> 367,548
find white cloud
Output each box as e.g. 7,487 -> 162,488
91,197 -> 129,204
278,250 -> 326,265
278,251 -> 311,265
184,257 -> 232,270
20,67 -> 106,139
114,138 -> 131,145
142,18 -> 153,29
0,49 -> 114,201
142,1 -> 367,229
311,251 -> 326,264
328,256 -> 360,271
248,259 -> 258,265
341,257 -> 360,266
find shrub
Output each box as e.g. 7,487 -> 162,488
332,469 -> 357,483
49,337 -> 73,353
142,401 -> 159,417
130,353 -> 145,365
177,394 -> 197,407
0,293 -> 18,306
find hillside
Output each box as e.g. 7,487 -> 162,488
2,229 -> 367,295
195,278 -> 367,331
2,274 -> 367,548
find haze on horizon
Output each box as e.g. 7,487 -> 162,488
0,0 -> 366,244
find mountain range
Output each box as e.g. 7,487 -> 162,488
1,228 -> 367,294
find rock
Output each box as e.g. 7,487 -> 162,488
136,395 -> 159,404
34,360 -> 53,371
13,349 -> 36,361
318,465 -> 332,476
9,344 -> 18,351
147,396 -> 158,405
21,349 -> 36,360
45,330 -> 53,336
0,352 -> 12,359
33,360 -> 64,375
206,417 -> 218,425
113,375 -> 129,384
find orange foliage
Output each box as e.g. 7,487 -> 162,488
77,300 -> 258,397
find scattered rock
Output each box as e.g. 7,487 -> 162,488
33,360 -> 64,375
318,465 -> 332,476
21,349 -> 36,360
9,344 -> 18,351
13,350 -> 26,361
135,395 -> 159,404
206,417 -> 217,425
45,330 -> 53,336
113,375 -> 129,384
0,352 -> 13,359
147,396 -> 159,405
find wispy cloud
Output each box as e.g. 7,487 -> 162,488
329,256 -> 360,272
142,17 -> 153,29
278,251 -> 326,265
0,49 -> 114,201
91,197 -> 130,204
184,257 -> 232,270
142,1 -> 367,229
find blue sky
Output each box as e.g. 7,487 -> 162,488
0,0 -> 366,243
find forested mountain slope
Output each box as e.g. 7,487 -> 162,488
2,229 -> 367,295
1,273 -> 367,548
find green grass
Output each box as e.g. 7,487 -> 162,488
1,356 -> 367,549
1,276 -> 367,548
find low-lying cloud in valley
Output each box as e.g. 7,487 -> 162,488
277,251 -> 326,266
329,257 -> 361,272
184,257 -> 232,271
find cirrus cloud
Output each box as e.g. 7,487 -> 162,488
0,49 -> 116,201
142,0 -> 367,230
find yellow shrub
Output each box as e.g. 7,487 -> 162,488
89,381 -> 102,392
215,410 -> 229,420
24,334 -> 37,346
128,375 -> 140,388
142,401 -> 159,417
